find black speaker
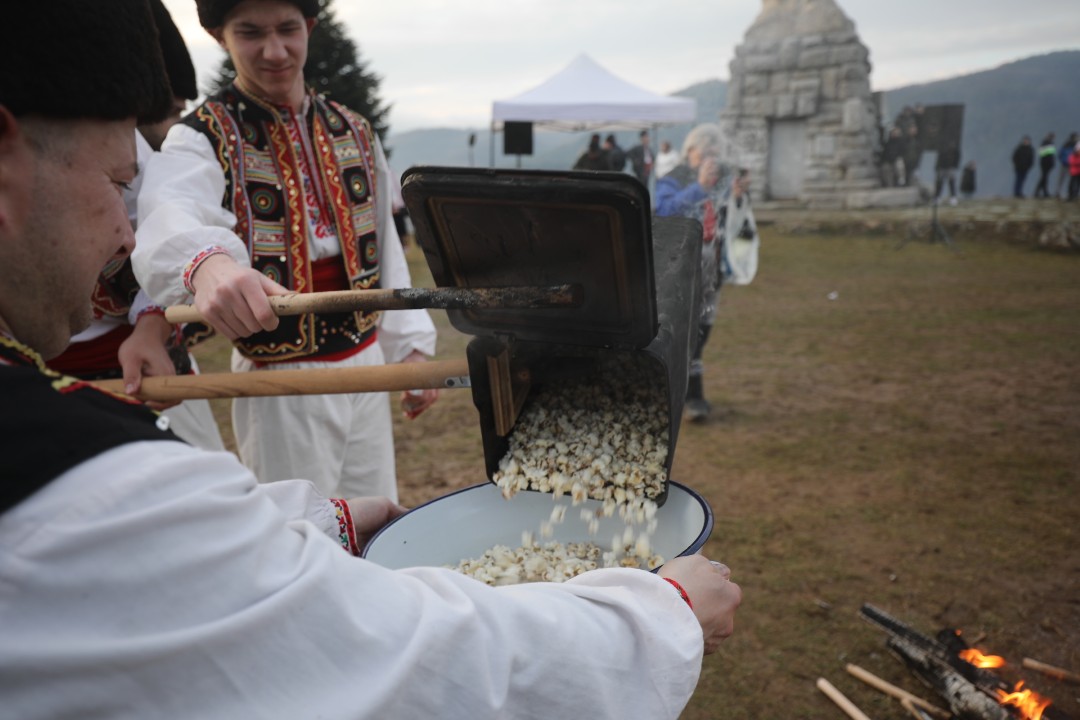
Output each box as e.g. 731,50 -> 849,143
503,121 -> 533,155
920,104 -> 964,153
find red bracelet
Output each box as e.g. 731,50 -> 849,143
664,578 -> 693,610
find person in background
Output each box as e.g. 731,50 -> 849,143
655,139 -> 680,179
1055,131 -> 1078,199
1034,132 -> 1056,199
626,129 -> 654,186
960,160 -> 977,200
1069,141 -> 1080,202
880,127 -> 905,188
45,0 -> 225,452
573,132 -> 611,170
654,123 -> 743,424
0,4 -> 742,717
604,133 -> 626,172
902,124 -> 921,187
134,0 -> 439,501
1011,135 -> 1035,198
934,141 -> 961,206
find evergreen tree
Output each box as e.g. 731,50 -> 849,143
205,0 -> 390,142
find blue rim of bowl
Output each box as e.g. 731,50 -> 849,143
362,480 -> 714,564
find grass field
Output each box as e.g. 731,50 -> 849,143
193,229 -> 1080,719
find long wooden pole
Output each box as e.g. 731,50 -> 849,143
92,358 -> 471,402
164,285 -> 582,324
846,664 -> 950,718
816,678 -> 873,720
1022,657 -> 1080,684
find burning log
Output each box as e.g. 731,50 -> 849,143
860,604 -> 1072,720
884,635 -> 1012,720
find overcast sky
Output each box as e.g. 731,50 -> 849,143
161,0 -> 1078,134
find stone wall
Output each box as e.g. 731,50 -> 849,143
752,198 -> 1080,251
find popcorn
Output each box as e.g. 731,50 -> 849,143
450,539 -> 662,586
455,355 -> 672,587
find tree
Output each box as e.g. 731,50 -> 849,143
205,0 -> 391,142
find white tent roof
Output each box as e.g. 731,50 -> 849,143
491,54 -> 696,129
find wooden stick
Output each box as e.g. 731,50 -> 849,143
846,664 -> 951,718
816,677 -> 873,720
901,698 -> 932,720
1023,657 -> 1080,684
92,358 -> 471,402
164,285 -> 582,324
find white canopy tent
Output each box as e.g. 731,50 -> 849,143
490,54 -> 697,165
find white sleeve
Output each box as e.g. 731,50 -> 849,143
372,136 -> 437,363
126,289 -> 161,325
0,441 -> 703,719
132,123 -> 249,308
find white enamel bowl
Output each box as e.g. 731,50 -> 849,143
363,480 -> 713,570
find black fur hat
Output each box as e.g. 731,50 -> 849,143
150,0 -> 198,100
196,0 -> 321,29
1,0 -> 173,124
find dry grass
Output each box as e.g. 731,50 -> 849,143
192,230 -> 1080,719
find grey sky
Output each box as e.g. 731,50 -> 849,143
162,0 -> 1078,133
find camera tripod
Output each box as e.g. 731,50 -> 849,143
898,196 -> 955,250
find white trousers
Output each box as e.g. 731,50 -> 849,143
230,343 -> 396,501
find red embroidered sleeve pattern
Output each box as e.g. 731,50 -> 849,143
182,246 -> 232,294
329,498 -> 359,555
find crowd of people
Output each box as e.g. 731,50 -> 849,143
0,0 -> 742,717
570,126 -> 761,426
573,131 -> 682,187
1013,131 -> 1080,200
878,104 -> 928,192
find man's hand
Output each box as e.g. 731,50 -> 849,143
118,312 -> 179,410
346,496 -> 409,548
659,554 -> 742,655
190,254 -> 289,340
398,349 -> 439,420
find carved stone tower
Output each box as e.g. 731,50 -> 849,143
722,0 -> 904,207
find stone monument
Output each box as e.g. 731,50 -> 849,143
721,0 -> 918,208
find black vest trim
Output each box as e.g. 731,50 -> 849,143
0,338 -> 182,514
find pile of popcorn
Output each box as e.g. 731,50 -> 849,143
453,354 -> 671,586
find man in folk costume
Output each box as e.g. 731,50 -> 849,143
1,2 -> 742,714
46,0 -> 226,452
133,0 -> 438,499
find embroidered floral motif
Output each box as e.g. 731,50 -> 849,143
183,245 -> 232,294
330,498 -> 359,555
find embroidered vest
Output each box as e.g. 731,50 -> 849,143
0,336 -> 181,514
90,257 -> 140,319
181,85 -> 381,361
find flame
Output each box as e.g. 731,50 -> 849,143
996,681 -> 1052,720
959,647 -> 1006,669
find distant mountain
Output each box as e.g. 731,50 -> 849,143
883,50 -> 1080,198
386,51 -> 1080,199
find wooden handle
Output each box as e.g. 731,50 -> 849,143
816,678 -> 872,720
164,285 -> 582,324
1023,657 -> 1080,684
846,664 -> 950,718
92,358 -> 471,402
